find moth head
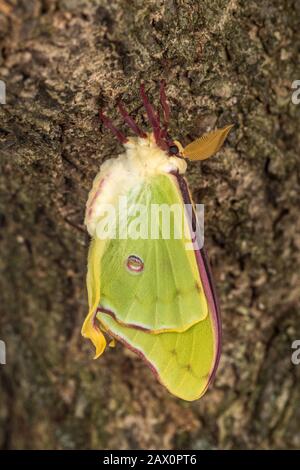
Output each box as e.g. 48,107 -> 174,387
98,81 -> 233,162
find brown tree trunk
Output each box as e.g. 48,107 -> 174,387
0,0 -> 300,449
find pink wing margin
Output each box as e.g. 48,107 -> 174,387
176,174 -> 222,390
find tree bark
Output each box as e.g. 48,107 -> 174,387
0,0 -> 300,449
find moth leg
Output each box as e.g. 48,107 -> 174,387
159,79 -> 170,130
117,102 -> 147,138
140,84 -> 168,150
99,109 -> 128,144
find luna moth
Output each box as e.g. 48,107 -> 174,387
82,82 -> 232,401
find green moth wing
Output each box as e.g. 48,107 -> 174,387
82,169 -> 221,401
99,173 -> 208,332
97,307 -> 216,401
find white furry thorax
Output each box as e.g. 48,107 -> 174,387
85,133 -> 187,237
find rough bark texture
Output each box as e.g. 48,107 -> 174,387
0,0 -> 300,450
